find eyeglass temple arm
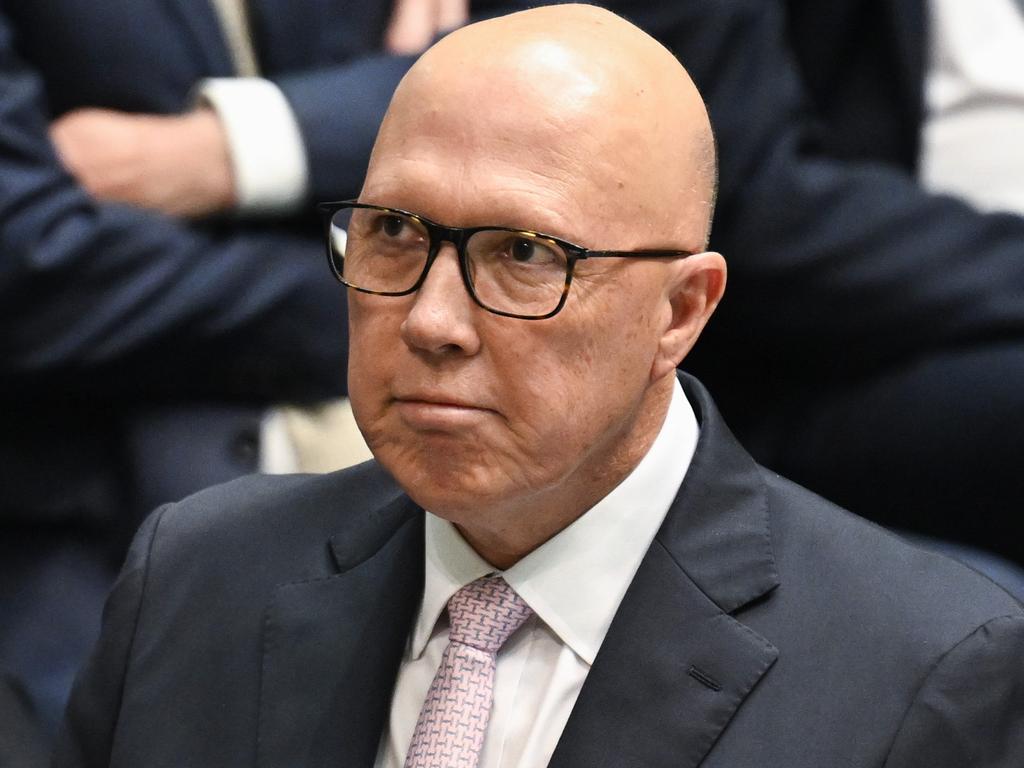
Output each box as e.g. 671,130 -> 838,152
578,249 -> 698,259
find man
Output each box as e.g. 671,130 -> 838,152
56,5 -> 1024,767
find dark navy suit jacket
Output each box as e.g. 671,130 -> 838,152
55,375 -> 1024,767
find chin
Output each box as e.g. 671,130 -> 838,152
379,447 -> 510,516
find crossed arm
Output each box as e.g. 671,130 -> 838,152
0,0 -> 483,396
46,0 -> 468,221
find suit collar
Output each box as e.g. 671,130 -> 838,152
327,483 -> 420,571
550,373 -> 780,768
258,492 -> 424,768
658,373 -> 780,614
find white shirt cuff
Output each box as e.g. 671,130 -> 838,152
198,77 -> 310,215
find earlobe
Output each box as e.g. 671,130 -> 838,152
650,251 -> 726,381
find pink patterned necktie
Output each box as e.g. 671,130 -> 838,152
403,575 -> 533,768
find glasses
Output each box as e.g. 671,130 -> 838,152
318,200 -> 698,320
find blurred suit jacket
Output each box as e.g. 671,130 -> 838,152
0,0 -> 518,533
0,674 -> 48,768
55,376 -> 1024,767
605,0 -> 1024,558
0,0 -> 401,530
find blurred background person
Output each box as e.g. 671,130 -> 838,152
724,0 -> 1024,573
576,0 -> 1024,568
698,0 -> 1024,563
0,0 -> 498,737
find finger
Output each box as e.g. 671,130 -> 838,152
436,0 -> 468,32
49,116 -> 88,171
49,110 -> 90,149
385,0 -> 436,55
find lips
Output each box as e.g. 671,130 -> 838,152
394,393 -> 484,409
392,392 -> 497,429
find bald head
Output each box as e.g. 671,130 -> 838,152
366,3 -> 717,249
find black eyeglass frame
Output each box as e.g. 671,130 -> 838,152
317,200 -> 699,320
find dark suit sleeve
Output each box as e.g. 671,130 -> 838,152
274,0 -> 534,203
882,615 -> 1024,767
612,0 -> 1024,379
274,53 -> 413,203
52,507 -> 168,768
0,14 -> 346,401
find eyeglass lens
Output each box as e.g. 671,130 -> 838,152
330,207 -> 569,316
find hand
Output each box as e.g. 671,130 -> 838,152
50,107 -> 236,218
385,0 -> 468,55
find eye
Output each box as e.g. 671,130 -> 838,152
379,214 -> 409,238
504,235 -> 562,267
511,238 -> 539,263
360,210 -> 428,249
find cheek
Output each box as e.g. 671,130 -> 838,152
347,298 -> 401,421
533,298 -> 660,437
501,323 -> 630,450
555,288 -> 659,386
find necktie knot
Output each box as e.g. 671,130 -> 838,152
447,576 -> 532,653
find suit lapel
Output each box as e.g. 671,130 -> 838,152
161,0 -> 236,75
257,493 -> 425,768
550,374 -> 780,768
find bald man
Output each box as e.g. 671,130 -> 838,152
56,6 -> 1024,768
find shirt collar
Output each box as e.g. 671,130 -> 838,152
412,378 -> 698,664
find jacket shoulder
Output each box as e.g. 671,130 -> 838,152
143,461 -> 408,582
760,468 -> 1023,641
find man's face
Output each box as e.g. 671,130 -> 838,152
347,62 -> 680,549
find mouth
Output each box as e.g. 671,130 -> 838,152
392,393 -> 497,429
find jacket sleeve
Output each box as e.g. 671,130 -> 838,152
0,14 -> 347,402
273,0 -> 534,203
274,53 -> 414,204
613,0 -> 1024,380
51,507 -> 168,768
883,614 -> 1024,766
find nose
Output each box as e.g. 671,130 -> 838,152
400,243 -> 482,357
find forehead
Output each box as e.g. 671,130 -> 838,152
362,64 -> 653,246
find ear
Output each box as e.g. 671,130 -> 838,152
650,251 -> 726,382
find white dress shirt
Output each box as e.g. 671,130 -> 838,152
375,378 -> 699,768
920,0 -> 1024,214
